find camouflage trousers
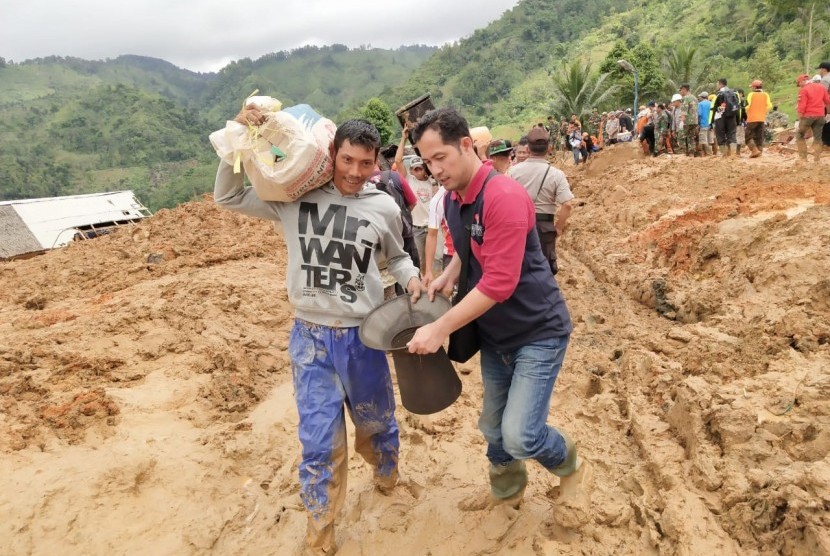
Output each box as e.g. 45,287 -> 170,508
678,125 -> 699,155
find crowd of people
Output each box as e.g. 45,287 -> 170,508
485,64 -> 830,166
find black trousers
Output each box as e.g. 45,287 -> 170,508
640,124 -> 655,153
716,115 -> 737,145
535,221 -> 558,275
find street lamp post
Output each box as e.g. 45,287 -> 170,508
617,59 -> 639,116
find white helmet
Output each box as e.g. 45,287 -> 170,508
671,93 -> 683,102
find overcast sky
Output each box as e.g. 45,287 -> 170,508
1,0 -> 521,73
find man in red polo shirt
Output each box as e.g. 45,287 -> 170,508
796,73 -> 830,163
406,108 -> 589,527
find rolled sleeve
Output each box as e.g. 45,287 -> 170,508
552,171 -> 575,205
474,184 -> 532,302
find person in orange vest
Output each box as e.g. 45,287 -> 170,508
745,80 -> 773,158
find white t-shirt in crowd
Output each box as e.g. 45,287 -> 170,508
427,186 -> 453,256
406,174 -> 434,227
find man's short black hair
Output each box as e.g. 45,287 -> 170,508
333,119 -> 381,155
410,107 -> 470,147
773,105 -> 778,111
679,83 -> 690,91
518,135 -> 529,146
718,78 -> 728,86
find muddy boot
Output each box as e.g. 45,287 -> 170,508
700,144 -> 710,156
728,143 -> 738,157
735,144 -> 742,156
374,468 -> 398,495
814,141 -> 823,163
551,431 -> 581,478
640,139 -> 650,156
490,460 -> 528,504
550,431 -> 592,529
719,145 -> 728,157
749,144 -> 761,158
459,460 -> 528,511
304,519 -> 336,556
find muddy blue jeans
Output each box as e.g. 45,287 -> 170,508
289,319 -> 399,547
478,335 -> 570,470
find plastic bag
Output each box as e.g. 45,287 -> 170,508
209,97 -> 336,202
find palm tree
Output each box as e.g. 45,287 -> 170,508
662,46 -> 709,95
549,60 -> 619,118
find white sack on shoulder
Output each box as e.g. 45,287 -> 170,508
209,98 -> 336,202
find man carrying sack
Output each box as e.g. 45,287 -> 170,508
507,126 -> 574,275
406,108 -> 590,527
214,107 -> 421,556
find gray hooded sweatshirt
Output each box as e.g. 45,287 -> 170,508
213,161 -> 419,327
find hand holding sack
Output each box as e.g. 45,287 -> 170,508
209,96 -> 336,202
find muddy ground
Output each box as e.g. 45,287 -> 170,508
1,147 -> 828,555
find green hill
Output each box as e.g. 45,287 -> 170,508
391,0 -> 829,130
0,46 -> 434,210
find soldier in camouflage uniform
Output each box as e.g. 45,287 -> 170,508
547,116 -> 561,151
678,84 -> 700,156
588,108 -> 601,136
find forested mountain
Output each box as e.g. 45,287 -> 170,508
392,0 -> 828,129
0,46 -> 434,209
1,0 -> 827,210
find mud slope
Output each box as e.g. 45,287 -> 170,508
1,150 -> 828,556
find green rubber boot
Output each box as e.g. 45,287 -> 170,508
551,430 -> 582,477
489,460 -> 528,500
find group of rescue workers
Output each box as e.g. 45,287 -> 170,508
537,65 -> 830,165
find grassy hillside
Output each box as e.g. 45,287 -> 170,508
201,45 -> 436,126
390,0 -> 829,129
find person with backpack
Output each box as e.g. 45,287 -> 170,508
713,78 -> 740,156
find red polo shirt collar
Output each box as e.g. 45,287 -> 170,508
451,161 -> 493,205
